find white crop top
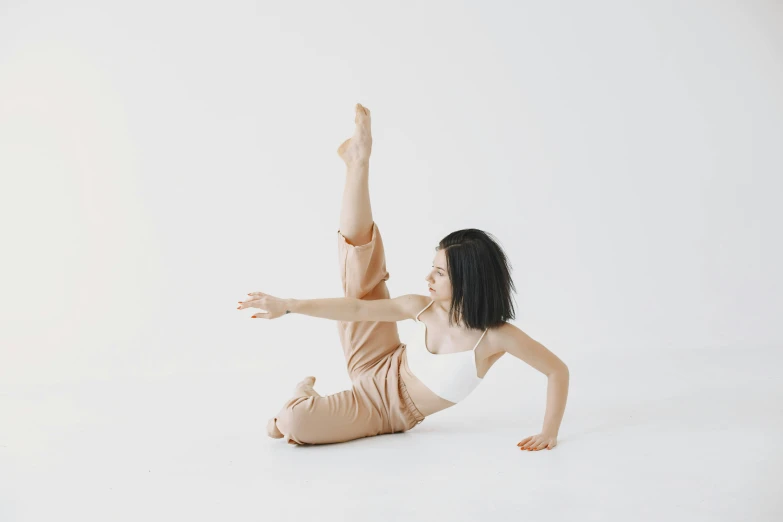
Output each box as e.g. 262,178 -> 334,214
403,300 -> 488,403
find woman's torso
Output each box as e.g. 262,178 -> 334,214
399,299 -> 505,418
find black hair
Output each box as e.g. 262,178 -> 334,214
436,228 -> 517,330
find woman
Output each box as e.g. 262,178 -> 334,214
238,103 -> 569,450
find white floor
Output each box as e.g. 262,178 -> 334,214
2,346 -> 780,522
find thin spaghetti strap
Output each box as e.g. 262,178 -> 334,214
472,328 -> 488,350
415,300 -> 435,322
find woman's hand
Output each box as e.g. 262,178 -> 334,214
237,292 -> 291,320
337,103 -> 372,167
518,432 -> 558,451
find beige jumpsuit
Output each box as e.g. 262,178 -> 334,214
272,221 -> 425,445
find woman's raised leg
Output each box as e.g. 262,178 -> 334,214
265,105 -> 418,445
339,164 -> 373,246
335,104 -> 402,381
338,103 -> 374,247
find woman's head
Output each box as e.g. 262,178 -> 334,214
425,228 -> 517,330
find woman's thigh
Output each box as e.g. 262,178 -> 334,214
336,221 -> 402,381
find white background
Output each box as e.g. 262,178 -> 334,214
1,1 -> 781,520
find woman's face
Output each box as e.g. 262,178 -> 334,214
425,249 -> 451,301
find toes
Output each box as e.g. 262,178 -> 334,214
355,103 -> 370,119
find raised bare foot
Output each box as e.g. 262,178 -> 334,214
293,376 -> 322,397
337,103 -> 372,167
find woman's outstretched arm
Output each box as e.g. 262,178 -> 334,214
240,292 -> 419,322
285,294 -> 422,323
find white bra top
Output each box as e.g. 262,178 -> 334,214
403,300 -> 488,403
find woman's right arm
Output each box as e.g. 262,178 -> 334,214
286,297 -> 362,321
287,294 -> 423,322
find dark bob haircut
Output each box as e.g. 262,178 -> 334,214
436,228 -> 517,330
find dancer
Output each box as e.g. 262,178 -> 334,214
238,103 -> 569,450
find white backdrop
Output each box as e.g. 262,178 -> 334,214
2,1 -> 782,521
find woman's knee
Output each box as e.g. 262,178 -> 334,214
338,224 -> 390,299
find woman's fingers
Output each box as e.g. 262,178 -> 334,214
517,435 -> 556,451
238,295 -> 265,309
519,437 -> 538,450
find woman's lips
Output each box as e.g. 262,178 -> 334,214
429,287 -> 434,292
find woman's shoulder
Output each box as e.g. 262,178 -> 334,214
394,294 -> 434,322
476,322 -> 512,363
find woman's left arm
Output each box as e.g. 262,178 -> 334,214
494,324 -> 569,450
541,367 -> 569,436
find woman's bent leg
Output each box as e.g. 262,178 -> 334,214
272,355 -> 422,446
273,383 -> 383,445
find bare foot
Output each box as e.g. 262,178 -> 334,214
337,103 -> 372,167
293,376 -> 322,397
